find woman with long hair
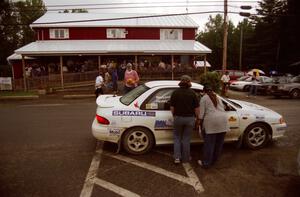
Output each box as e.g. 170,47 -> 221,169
198,84 -> 229,168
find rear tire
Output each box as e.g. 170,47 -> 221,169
122,127 -> 154,155
243,123 -> 270,149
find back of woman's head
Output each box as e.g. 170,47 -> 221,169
203,84 -> 218,107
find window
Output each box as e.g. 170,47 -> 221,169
160,29 -> 182,40
120,85 -> 149,105
49,29 -> 69,39
106,28 -> 127,38
142,88 -> 175,110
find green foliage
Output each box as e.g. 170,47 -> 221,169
199,71 -> 221,93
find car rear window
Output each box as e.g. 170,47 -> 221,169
120,84 -> 150,105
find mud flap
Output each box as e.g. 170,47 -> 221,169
116,139 -> 121,154
235,135 -> 243,149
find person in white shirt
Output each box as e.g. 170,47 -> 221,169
95,72 -> 104,98
221,71 -> 230,97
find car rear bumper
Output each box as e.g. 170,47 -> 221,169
91,118 -> 121,144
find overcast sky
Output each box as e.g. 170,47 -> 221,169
42,0 -> 259,30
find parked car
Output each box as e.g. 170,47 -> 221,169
92,80 -> 287,154
270,75 -> 300,98
229,76 -> 273,93
216,70 -> 248,82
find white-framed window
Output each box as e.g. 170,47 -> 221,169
106,28 -> 127,39
49,29 -> 69,39
160,29 -> 182,40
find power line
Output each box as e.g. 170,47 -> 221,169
16,1 -> 259,8
11,4 -> 245,12
32,10 -> 256,25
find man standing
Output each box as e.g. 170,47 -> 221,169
95,72 -> 104,98
221,71 -> 230,97
170,75 -> 200,164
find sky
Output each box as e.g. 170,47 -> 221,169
42,0 -> 259,30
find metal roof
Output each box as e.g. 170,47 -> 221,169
31,12 -> 199,28
15,40 -> 212,55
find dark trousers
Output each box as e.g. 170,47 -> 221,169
202,132 -> 226,167
95,88 -> 103,98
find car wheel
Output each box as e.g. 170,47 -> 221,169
243,123 -> 270,149
122,127 -> 154,155
290,89 -> 300,99
243,85 -> 250,92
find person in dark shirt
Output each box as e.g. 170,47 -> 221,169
170,75 -> 200,164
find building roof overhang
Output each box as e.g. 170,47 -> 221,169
15,40 -> 212,56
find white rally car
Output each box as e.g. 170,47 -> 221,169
92,81 -> 287,155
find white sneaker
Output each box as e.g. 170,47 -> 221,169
174,158 -> 180,164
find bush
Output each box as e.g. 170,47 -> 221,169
198,71 -> 221,93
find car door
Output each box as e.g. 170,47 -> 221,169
140,88 -> 176,145
221,98 -> 241,141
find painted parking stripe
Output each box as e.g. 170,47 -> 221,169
182,163 -> 204,193
94,178 -> 140,197
154,150 -> 204,193
80,142 -> 103,197
104,152 -> 204,193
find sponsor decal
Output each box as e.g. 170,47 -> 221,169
155,119 -> 173,130
146,103 -> 158,110
108,128 -> 121,135
256,116 -> 265,120
228,116 -> 237,122
134,101 -> 139,108
112,110 -> 156,117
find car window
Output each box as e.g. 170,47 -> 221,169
120,84 -> 150,105
142,88 -> 175,110
291,76 -> 300,83
235,71 -> 245,77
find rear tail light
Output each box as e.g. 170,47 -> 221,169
96,115 -> 110,125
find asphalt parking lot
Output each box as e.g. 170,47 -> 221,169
0,91 -> 300,197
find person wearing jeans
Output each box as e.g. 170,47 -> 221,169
170,75 -> 200,164
198,84 -> 229,168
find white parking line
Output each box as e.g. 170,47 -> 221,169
154,150 -> 204,194
182,163 -> 204,193
80,142 -> 103,197
104,152 -> 204,193
94,178 -> 141,197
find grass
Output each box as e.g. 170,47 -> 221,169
0,91 -> 38,97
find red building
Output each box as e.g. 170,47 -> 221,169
8,12 -> 211,90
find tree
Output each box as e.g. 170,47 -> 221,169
197,14 -> 235,70
249,0 -> 287,72
14,0 -> 46,45
0,1 -> 20,65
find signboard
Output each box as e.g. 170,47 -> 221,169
0,77 -> 13,90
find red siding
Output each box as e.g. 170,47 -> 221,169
12,62 -> 23,79
33,27 -> 195,40
69,27 -> 106,39
183,28 -> 196,40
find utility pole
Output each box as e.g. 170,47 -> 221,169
222,0 -> 228,73
239,25 -> 243,70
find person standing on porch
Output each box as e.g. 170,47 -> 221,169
123,63 -> 139,93
95,72 -> 104,98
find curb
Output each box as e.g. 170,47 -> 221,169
63,94 -> 95,99
0,95 -> 39,100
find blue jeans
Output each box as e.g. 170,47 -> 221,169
248,84 -> 257,96
173,116 -> 195,162
202,132 -> 226,167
